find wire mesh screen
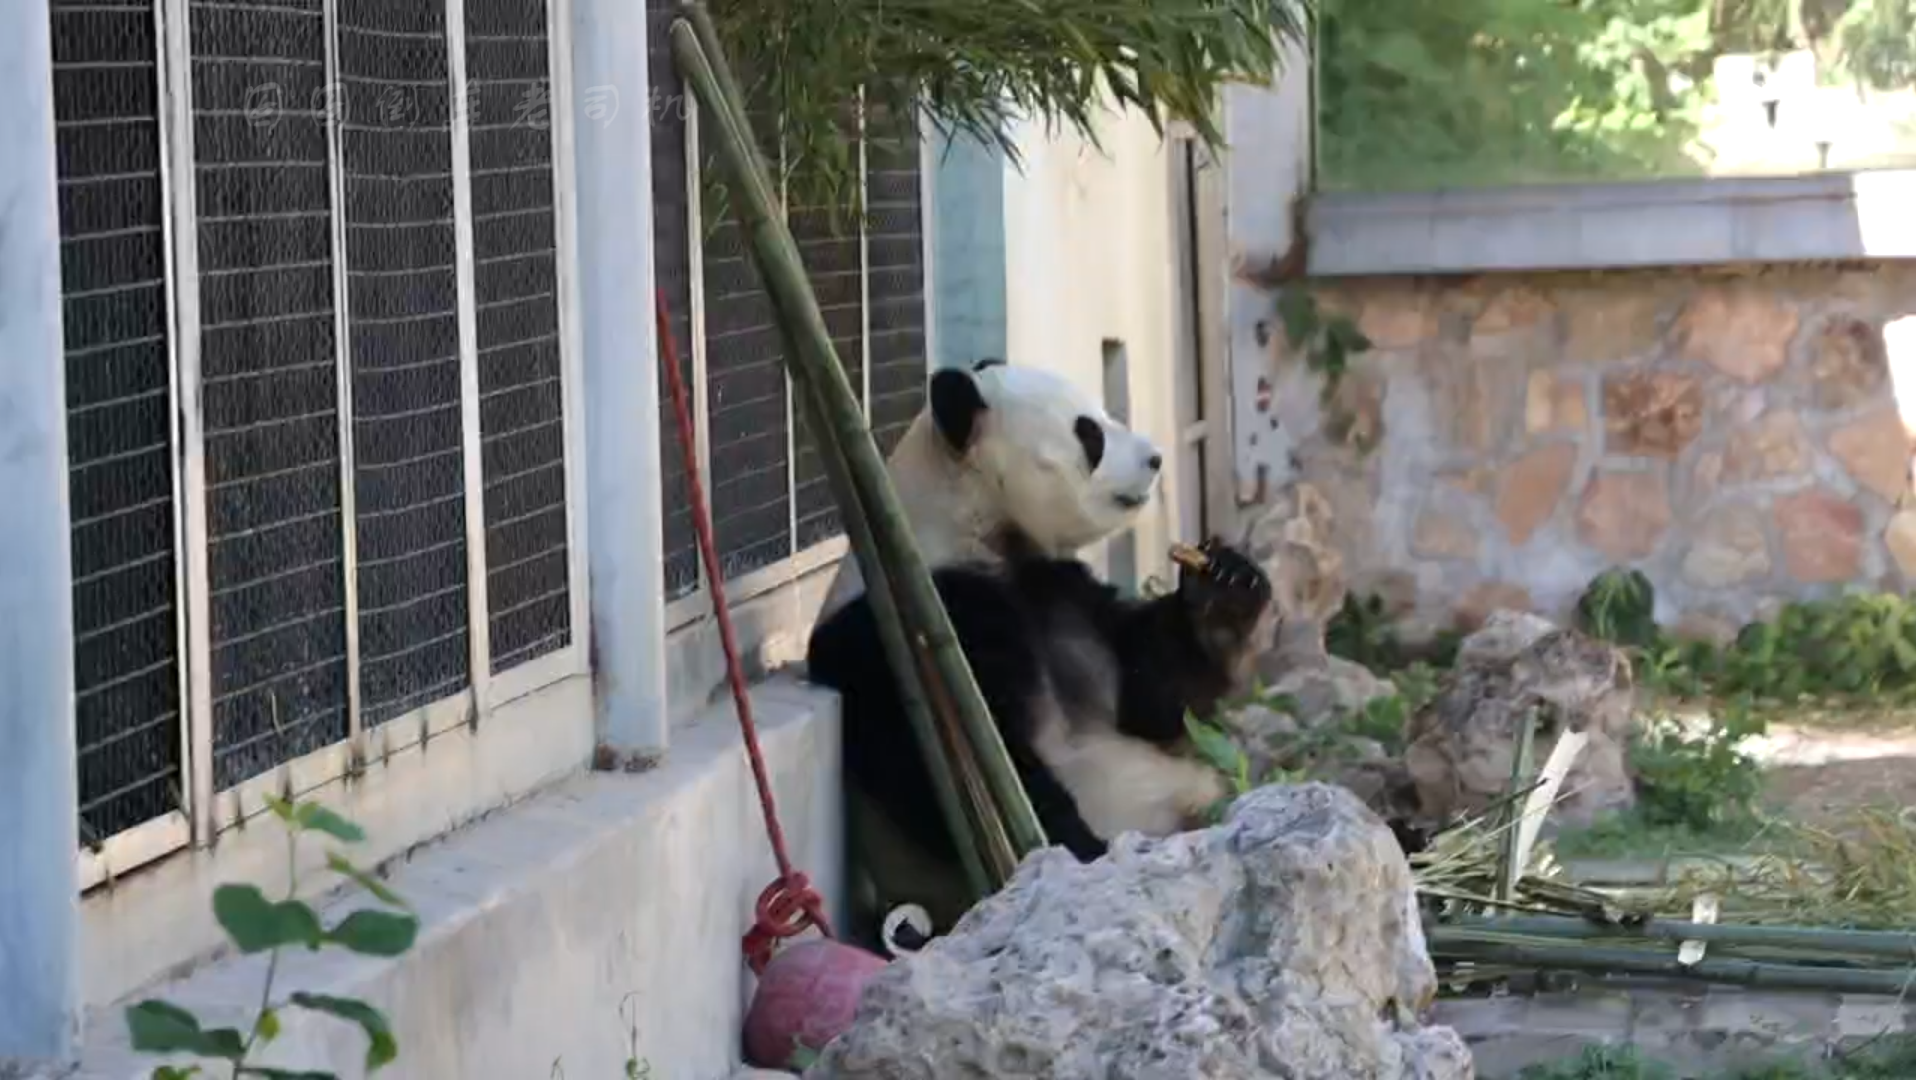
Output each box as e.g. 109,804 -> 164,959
464,0 -> 574,673
863,113 -> 928,455
646,0 -> 699,602
788,117 -> 866,551
701,121 -> 792,581
337,0 -> 472,724
192,0 -> 351,789
53,0 -> 185,841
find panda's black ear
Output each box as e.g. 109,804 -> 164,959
930,367 -> 988,453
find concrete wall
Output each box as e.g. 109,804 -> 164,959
1261,266 -> 1916,638
68,679 -> 842,1080
1000,107 -> 1198,585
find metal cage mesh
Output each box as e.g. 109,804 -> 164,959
191,0 -> 352,790
337,0 -> 473,725
863,111 -> 928,456
646,0 -> 700,602
53,0 -> 186,841
464,0 -> 574,673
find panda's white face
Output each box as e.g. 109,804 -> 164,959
933,361 -> 1163,554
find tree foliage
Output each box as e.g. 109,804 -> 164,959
1317,0 -> 1916,191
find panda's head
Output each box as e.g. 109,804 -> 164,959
929,359 -> 1163,555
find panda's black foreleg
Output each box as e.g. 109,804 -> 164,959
1111,537 -> 1275,743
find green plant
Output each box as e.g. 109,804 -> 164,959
707,0 -> 1307,223
1327,593 -> 1405,671
1517,1043 -> 1675,1080
1630,699 -> 1767,833
1275,289 -> 1377,454
1576,567 -> 1659,649
124,796 -> 418,1080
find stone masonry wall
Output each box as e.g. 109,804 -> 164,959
1262,264 -> 1916,641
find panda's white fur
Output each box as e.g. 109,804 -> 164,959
818,363 -> 1163,618
806,359 -> 1274,946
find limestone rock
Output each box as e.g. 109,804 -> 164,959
1495,443 -> 1579,545
1562,288 -> 1666,364
1242,480 -> 1347,635
1403,613 -> 1637,828
1602,372 -> 1704,458
1412,507 -> 1479,561
1260,654 -> 1397,729
1773,490 -> 1865,583
1681,505 -> 1771,589
1803,316 -> 1889,410
1673,286 -> 1798,383
1357,288 -> 1437,351
1525,372 -> 1589,435
1723,409 -> 1809,484
1827,407 -> 1911,503
807,785 -> 1473,1080
1455,581 -> 1534,632
1575,470 -> 1673,560
1887,510 -> 1916,579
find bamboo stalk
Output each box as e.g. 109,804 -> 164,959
1436,915 -> 1916,962
669,12 -> 1047,867
1430,937 -> 1916,996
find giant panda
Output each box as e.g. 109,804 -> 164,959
804,358 -> 1278,948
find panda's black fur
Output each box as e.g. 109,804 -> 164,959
804,359 -> 1276,944
808,533 -> 1270,867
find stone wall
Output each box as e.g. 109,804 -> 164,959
1262,265 -> 1916,640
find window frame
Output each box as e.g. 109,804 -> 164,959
75,0 -> 594,894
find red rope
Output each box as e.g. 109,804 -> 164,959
654,288 -> 833,974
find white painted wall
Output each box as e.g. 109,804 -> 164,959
1001,107 -> 1199,583
67,678 -> 842,1080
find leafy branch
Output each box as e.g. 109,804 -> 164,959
704,0 -> 1309,223
125,796 -> 418,1080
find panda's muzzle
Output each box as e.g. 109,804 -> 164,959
1114,493 -> 1148,510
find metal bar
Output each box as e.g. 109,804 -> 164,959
548,0 -> 593,674
320,0 -> 364,751
686,92 -> 712,573
159,0 -> 217,847
445,0 -> 492,710
859,88 -> 872,418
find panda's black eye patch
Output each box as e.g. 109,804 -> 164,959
1074,416 -> 1105,472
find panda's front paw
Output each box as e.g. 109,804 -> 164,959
1176,537 -> 1273,631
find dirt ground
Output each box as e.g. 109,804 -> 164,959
1748,714 -> 1916,831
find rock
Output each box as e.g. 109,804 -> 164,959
1455,582 -> 1534,633
1671,611 -> 1740,647
1887,511 -> 1916,579
1495,443 -> 1580,545
1403,616 -> 1637,828
1575,470 -> 1672,560
1441,466 -> 1493,496
1243,480 -> 1347,632
1690,450 -> 1724,505
1673,285 -> 1799,383
1562,288 -> 1666,364
1423,343 -> 1525,453
1827,407 -> 1911,503
1357,287 -> 1437,350
1475,286 -> 1554,334
738,1072 -> 800,1079
807,785 -> 1473,1080
1524,372 -> 1589,435
1723,409 -> 1809,484
1803,316 -> 1888,410
1412,507 -> 1479,561
1680,505 -> 1772,589
1257,655 -> 1397,729
1602,372 -> 1704,458
1772,490 -> 1865,583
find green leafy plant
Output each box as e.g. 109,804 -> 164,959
1575,567 -> 1659,650
1275,289 -> 1377,454
1629,698 -> 1767,833
124,796 -> 417,1080
707,0 -> 1307,224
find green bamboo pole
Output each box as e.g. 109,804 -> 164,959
667,13 -> 1002,893
1437,915 -> 1916,962
1430,936 -> 1916,995
669,11 -> 1047,865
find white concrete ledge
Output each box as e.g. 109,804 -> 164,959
1308,169 -> 1916,276
69,676 -> 842,1080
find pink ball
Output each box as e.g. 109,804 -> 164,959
743,939 -> 890,1069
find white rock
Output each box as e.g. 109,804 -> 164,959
807,784 -> 1472,1080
